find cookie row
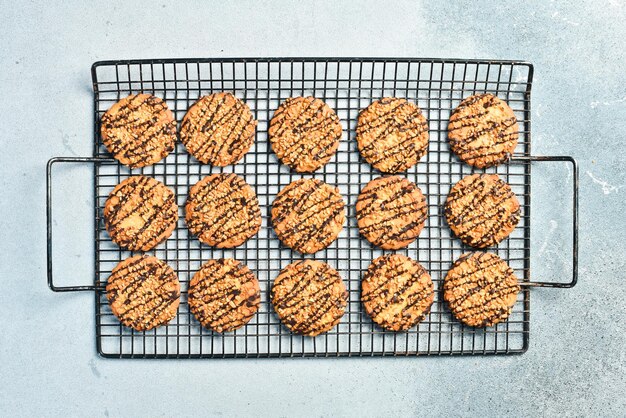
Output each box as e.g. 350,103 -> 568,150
106,252 -> 520,334
100,93 -> 518,172
103,172 -> 520,253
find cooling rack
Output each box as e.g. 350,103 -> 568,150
47,58 -> 578,358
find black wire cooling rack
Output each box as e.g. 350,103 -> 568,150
46,58 -> 579,358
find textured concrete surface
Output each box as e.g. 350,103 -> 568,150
0,1 -> 624,417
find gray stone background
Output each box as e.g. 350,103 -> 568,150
0,1 -> 624,416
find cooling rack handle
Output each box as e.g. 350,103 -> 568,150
46,156 -> 113,292
516,155 -> 579,289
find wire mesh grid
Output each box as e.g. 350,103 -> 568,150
91,58 -> 532,358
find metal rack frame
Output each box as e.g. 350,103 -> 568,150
47,58 -> 578,358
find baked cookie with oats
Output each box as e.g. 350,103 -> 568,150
271,260 -> 348,336
271,178 -> 345,254
445,173 -> 520,248
448,93 -> 519,168
444,252 -> 520,327
100,94 -> 177,168
180,93 -> 257,166
356,97 -> 429,173
188,258 -> 261,333
186,173 -> 261,248
362,254 -> 434,331
106,255 -> 180,331
103,175 -> 178,251
356,176 -> 428,249
269,96 -> 342,172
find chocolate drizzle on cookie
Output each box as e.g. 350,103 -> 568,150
356,97 -> 429,173
180,93 -> 257,166
104,176 -> 178,251
188,259 -> 260,333
447,93 -> 519,168
361,254 -> 434,331
271,178 -> 345,254
106,255 -> 180,331
445,174 -> 520,248
444,252 -> 520,327
356,176 -> 428,249
271,260 -> 348,336
269,97 -> 342,173
186,173 -> 261,248
101,94 -> 177,168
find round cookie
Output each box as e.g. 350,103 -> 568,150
356,97 -> 429,173
103,176 -> 178,251
180,93 -> 257,166
269,96 -> 342,173
271,260 -> 348,336
186,173 -> 261,248
271,178 -> 345,254
100,94 -> 177,168
188,258 -> 261,333
106,255 -> 180,331
445,173 -> 520,248
356,176 -> 428,249
448,93 -> 519,168
361,254 -> 434,331
444,252 -> 520,327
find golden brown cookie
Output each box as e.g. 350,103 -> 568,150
271,260 -> 348,336
269,96 -> 342,172
356,176 -> 428,250
361,254 -> 434,331
271,178 -> 345,254
188,258 -> 261,333
448,93 -> 519,168
180,93 -> 257,166
444,252 -> 520,327
100,94 -> 177,168
103,176 -> 178,251
186,173 -> 261,248
356,97 -> 429,173
445,174 -> 520,248
106,255 -> 181,331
